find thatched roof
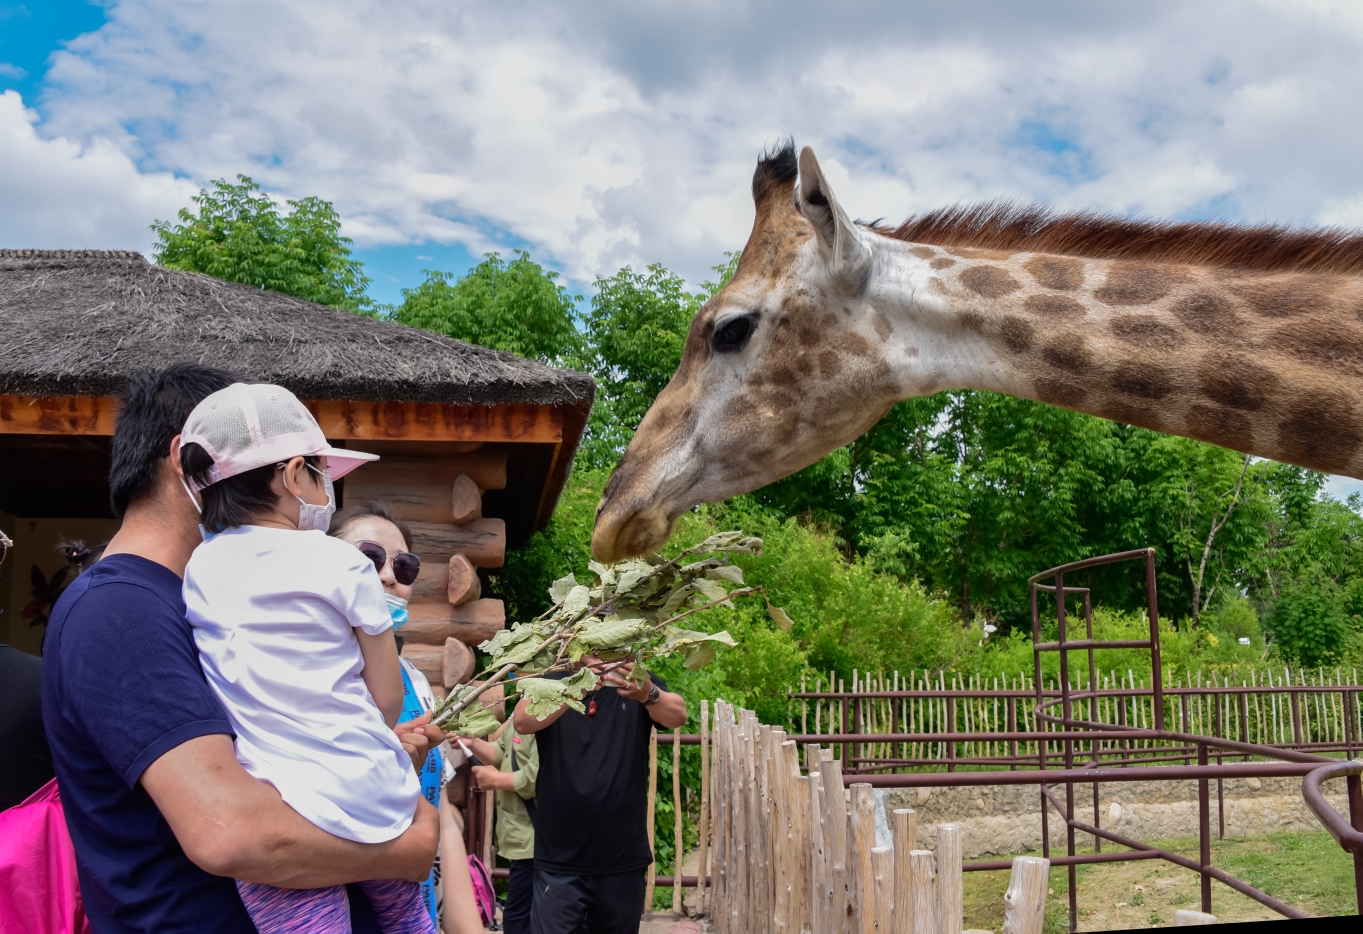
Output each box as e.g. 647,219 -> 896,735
0,250 -> 595,406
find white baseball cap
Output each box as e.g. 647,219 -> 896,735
180,383 -> 379,491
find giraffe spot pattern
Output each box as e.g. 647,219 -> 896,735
1111,362 -> 1173,399
1186,403 -> 1252,450
1274,320 -> 1363,375
1196,353 -> 1278,411
1023,294 -> 1086,318
960,266 -> 1021,298
1094,263 -> 1187,306
1239,279 -> 1332,318
1276,394 -> 1361,474
1042,335 -> 1093,373
1023,256 -> 1084,291
909,247 -> 937,259
930,258 -> 956,270
1034,378 -> 1086,406
1172,292 -> 1239,334
1100,400 -> 1164,432
1110,315 -> 1182,348
1000,316 -> 1034,353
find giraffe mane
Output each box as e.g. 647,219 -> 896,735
869,200 -> 1363,276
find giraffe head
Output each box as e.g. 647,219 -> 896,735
592,143 -> 927,561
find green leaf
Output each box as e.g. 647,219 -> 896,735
706,564 -> 744,585
693,578 -> 733,609
663,626 -> 737,649
562,585 -> 591,617
449,701 -> 501,738
576,615 -> 649,649
548,574 -> 578,605
517,677 -> 585,719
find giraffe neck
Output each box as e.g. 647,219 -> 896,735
864,237 -> 1363,478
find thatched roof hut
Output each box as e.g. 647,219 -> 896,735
0,250 -> 594,674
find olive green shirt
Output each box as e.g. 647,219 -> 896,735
493,725 -> 538,861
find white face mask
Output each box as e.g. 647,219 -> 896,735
179,475 -> 215,541
295,464 -> 336,533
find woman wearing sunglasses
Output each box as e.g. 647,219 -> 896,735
330,502 -> 486,934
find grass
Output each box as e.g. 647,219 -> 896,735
960,831 -> 1359,932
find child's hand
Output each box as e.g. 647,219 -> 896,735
394,712 -> 445,771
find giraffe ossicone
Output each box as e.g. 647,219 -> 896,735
590,142 -> 1363,562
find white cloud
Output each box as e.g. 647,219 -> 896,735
8,0 -> 1363,282
0,90 -> 195,251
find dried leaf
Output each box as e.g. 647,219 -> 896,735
684,642 -> 717,669
767,604 -> 794,631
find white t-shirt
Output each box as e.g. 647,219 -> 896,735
184,525 -> 421,843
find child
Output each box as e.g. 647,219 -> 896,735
179,382 -> 433,934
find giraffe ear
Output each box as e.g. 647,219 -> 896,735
797,147 -> 872,287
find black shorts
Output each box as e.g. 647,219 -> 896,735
528,867 -> 647,934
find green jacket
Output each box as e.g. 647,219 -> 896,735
493,725 -> 538,861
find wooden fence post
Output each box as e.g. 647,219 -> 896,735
909,850 -> 937,934
809,768 -> 830,934
872,845 -> 894,932
645,726 -> 657,916
1002,856 -> 1049,934
936,824 -> 963,934
820,754 -> 850,934
849,784 -> 877,934
673,726 -> 683,916
891,810 -> 917,934
699,700 -> 711,919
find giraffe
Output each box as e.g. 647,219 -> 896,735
591,142 -> 1363,562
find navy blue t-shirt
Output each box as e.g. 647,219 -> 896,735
42,553 -> 256,934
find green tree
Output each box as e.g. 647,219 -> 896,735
392,251 -> 583,364
576,253 -> 739,469
152,176 -> 374,314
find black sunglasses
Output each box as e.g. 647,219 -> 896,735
357,541 -> 421,585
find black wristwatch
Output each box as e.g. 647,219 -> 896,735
644,683 -> 661,707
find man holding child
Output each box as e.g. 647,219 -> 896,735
43,366 -> 442,933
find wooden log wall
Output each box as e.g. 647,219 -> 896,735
707,701 -> 1050,934
343,441 -> 508,696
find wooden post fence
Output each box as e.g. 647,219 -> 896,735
704,701 -> 1050,934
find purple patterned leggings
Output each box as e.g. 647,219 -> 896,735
236,878 -> 435,934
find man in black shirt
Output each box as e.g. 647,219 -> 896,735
0,644 -> 54,810
513,659 -> 687,934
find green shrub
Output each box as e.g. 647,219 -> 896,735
1266,578 -> 1351,667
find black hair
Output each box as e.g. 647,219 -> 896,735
108,364 -> 243,517
329,501 -> 413,552
180,444 -> 322,533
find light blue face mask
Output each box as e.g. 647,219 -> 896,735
385,593 -> 409,628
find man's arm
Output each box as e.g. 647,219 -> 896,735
141,734 -> 438,887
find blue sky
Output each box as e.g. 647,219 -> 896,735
4,1 -> 1363,493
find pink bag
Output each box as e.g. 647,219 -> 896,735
465,854 -> 496,928
0,779 -> 91,934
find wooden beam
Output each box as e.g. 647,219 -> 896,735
0,395 -> 118,435
306,400 -> 562,443
0,394 -> 564,445
345,448 -> 507,495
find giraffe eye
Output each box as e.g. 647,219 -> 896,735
712,315 -> 756,354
